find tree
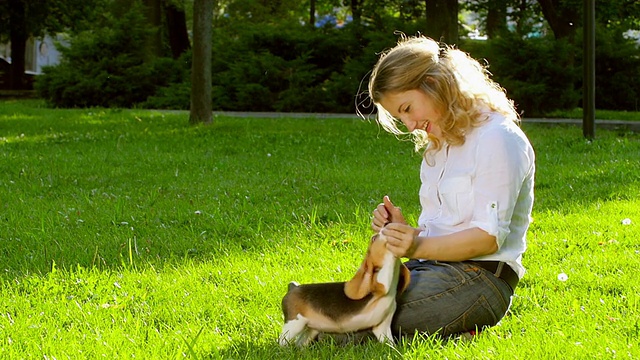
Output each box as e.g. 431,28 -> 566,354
4,0 -> 27,90
142,0 -> 164,59
462,0 -> 547,39
425,0 -> 459,44
0,0 -> 106,90
165,1 -> 191,59
309,0 -> 316,28
115,0 -> 190,60
510,0 -> 543,37
485,0 -> 507,39
537,0 -> 580,41
190,0 -> 213,124
35,4 -> 184,108
538,0 -> 640,40
351,0 -> 363,25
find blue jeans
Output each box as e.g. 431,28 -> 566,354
392,259 -> 514,338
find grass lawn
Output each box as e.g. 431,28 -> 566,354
545,108 -> 640,121
1,100 -> 639,359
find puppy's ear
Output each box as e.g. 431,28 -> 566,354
396,263 -> 411,295
344,255 -> 373,300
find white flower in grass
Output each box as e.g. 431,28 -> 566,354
557,273 -> 568,282
195,210 -> 202,215
621,218 -> 631,225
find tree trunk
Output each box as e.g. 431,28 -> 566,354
425,0 -> 458,45
309,0 -> 316,28
166,2 -> 191,58
513,0 -> 528,36
142,0 -> 163,59
190,0 -> 213,125
486,0 -> 507,39
8,0 -> 27,90
538,0 -> 578,41
350,0 -> 362,25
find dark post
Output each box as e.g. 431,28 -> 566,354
583,0 -> 595,139
189,0 -> 213,125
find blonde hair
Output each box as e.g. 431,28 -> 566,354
365,35 -> 519,156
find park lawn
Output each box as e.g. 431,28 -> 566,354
0,100 -> 639,359
546,108 -> 640,121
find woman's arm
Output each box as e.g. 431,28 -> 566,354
382,223 -> 498,261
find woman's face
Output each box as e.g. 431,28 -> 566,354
379,89 -> 442,139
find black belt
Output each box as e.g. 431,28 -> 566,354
469,261 -> 519,291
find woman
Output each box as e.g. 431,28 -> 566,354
368,35 -> 535,338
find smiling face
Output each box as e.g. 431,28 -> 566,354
378,89 -> 443,139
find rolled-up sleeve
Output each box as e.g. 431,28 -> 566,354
469,126 -> 533,248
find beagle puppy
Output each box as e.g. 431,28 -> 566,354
279,232 -> 411,346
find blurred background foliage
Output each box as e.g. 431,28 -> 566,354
2,0 -> 639,116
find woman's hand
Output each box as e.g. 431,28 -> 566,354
371,195 -> 407,232
381,223 -> 422,258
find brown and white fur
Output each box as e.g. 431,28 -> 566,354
279,232 -> 410,346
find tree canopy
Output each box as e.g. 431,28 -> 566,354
4,0 -> 639,114
0,0 -> 108,89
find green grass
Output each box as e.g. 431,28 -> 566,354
1,99 -> 639,359
545,108 -> 640,121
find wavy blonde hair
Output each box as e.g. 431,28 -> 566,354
365,35 -> 519,158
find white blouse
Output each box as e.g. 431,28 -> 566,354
418,112 -> 535,278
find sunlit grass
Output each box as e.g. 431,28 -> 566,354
545,108 -> 640,121
1,100 -> 639,358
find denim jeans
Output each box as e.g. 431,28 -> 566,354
392,259 -> 514,338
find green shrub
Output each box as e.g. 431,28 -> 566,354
140,81 -> 191,110
202,18 -> 423,113
35,9 -> 639,114
589,28 -> 640,111
481,35 -> 581,117
35,4 -> 184,108
464,29 -> 640,115
208,24 -> 340,112
139,52 -> 192,110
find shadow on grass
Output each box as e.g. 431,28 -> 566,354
209,330 -> 469,360
524,123 -> 640,212
535,163 -> 640,212
2,106 -> 638,279
213,338 -> 406,360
